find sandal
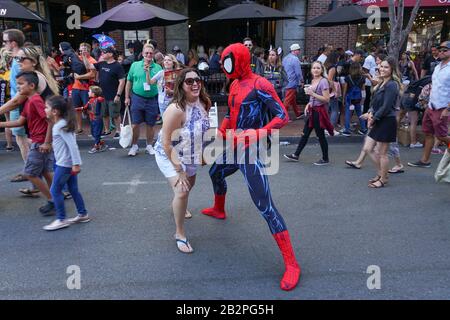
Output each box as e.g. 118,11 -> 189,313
368,175 -> 381,184
63,191 -> 72,200
10,174 -> 28,183
19,188 -> 40,197
345,160 -> 361,169
175,237 -> 194,254
368,179 -> 386,188
185,210 -> 192,219
388,166 -> 405,174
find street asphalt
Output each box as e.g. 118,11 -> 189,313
0,141 -> 449,300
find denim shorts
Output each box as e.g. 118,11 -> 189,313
10,108 -> 27,137
24,143 -> 55,177
131,93 -> 158,126
72,89 -> 89,108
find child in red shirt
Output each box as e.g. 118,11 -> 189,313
0,71 -> 55,215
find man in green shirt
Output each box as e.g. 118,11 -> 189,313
125,44 -> 162,156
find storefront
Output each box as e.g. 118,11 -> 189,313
1,0 -> 105,49
353,0 -> 450,52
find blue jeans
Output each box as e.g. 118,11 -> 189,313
91,117 -> 103,145
345,96 -> 367,132
328,97 -> 339,127
50,165 -> 87,220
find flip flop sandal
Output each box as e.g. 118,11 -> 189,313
175,238 -> 194,254
345,160 -> 361,169
10,174 -> 28,183
388,168 -> 405,174
19,188 -> 40,197
368,175 -> 381,184
185,210 -> 192,219
368,180 -> 386,188
63,192 -> 73,200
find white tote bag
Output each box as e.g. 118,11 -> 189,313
119,107 -> 133,149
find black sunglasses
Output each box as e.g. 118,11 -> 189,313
14,56 -> 32,63
184,77 -> 202,86
439,48 -> 449,53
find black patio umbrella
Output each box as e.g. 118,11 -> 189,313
0,0 -> 47,27
302,4 -> 389,48
81,0 -> 188,38
302,4 -> 388,27
197,0 -> 296,37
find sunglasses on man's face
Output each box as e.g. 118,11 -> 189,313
184,77 -> 202,86
439,48 -> 449,53
14,56 -> 32,63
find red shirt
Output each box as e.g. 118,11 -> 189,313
21,94 -> 48,143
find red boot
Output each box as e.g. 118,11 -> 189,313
273,230 -> 301,291
201,194 -> 226,219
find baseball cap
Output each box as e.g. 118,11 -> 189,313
345,50 -> 354,56
173,45 -> 180,51
438,41 -> 450,50
290,43 -> 301,51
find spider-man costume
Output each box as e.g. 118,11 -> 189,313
201,43 -> 301,291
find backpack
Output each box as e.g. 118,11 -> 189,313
347,76 -> 362,104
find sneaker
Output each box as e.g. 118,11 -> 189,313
296,114 -> 304,120
341,130 -> 352,137
39,201 -> 55,216
113,132 -> 120,140
146,144 -> 155,155
6,146 -> 14,152
357,129 -> 368,135
410,142 -> 424,148
407,160 -> 431,168
88,146 -> 100,154
128,144 -> 139,156
333,130 -> 340,136
155,119 -> 163,125
100,131 -> 111,138
43,219 -> 70,231
431,148 -> 445,155
283,154 -> 299,162
67,214 -> 91,224
99,143 -> 108,152
313,159 -> 329,166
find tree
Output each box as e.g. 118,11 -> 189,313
387,0 -> 422,59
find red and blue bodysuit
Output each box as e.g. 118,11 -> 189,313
201,43 -> 301,291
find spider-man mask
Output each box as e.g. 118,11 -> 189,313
221,43 -> 252,80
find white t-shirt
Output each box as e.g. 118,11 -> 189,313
363,54 -> 377,87
317,54 -> 327,64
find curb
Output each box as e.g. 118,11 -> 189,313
1,135 -> 365,149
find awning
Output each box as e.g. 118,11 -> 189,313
352,0 -> 450,7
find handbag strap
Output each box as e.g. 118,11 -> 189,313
122,106 -> 131,126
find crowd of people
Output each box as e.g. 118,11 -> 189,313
0,28 -> 449,290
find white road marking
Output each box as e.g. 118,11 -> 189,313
102,174 -> 166,194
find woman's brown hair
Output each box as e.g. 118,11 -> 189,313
172,68 -> 211,112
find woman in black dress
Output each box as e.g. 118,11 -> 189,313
360,56 -> 401,188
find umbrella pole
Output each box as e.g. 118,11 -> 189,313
136,30 -> 138,41
246,20 -> 250,37
347,24 -> 350,49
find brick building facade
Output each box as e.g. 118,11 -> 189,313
304,0 -> 358,57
